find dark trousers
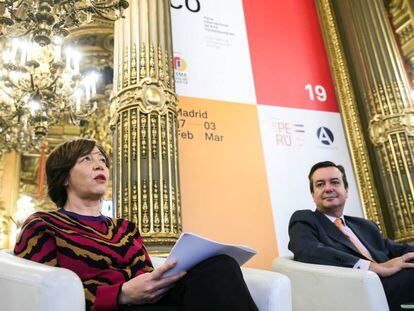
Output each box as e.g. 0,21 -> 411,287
121,255 -> 258,311
381,268 -> 414,311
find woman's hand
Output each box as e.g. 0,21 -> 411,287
119,260 -> 186,306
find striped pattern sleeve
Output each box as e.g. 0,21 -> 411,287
14,214 -> 58,266
14,211 -> 154,311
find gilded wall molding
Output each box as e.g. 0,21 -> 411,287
315,0 -> 386,233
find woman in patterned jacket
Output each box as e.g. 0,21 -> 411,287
14,138 -> 257,311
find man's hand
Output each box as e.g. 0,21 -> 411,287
119,260 -> 186,306
369,252 -> 414,277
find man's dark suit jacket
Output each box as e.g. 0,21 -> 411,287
288,209 -> 414,267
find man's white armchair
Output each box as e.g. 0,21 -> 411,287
272,256 -> 389,311
0,250 -> 292,311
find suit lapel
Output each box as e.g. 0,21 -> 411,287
314,210 -> 364,257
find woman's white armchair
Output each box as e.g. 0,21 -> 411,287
272,256 -> 389,311
0,250 -> 292,311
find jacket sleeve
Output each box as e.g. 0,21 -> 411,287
382,235 -> 414,258
288,211 -> 362,268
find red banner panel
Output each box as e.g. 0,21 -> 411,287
243,0 -> 339,112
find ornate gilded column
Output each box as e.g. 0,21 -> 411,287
316,0 -> 414,241
112,0 -> 181,252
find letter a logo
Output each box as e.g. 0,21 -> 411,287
317,127 -> 334,145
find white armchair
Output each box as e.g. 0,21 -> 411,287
0,250 -> 292,311
272,256 -> 389,311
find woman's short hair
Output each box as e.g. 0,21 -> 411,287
45,138 -> 110,207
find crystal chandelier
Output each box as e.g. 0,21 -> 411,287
0,0 -> 128,46
0,37 -> 101,156
0,0 -> 126,156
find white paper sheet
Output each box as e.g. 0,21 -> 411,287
162,232 -> 257,277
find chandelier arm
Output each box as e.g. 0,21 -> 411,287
35,74 -> 60,93
57,0 -> 73,6
9,1 -> 30,22
4,76 -> 31,93
87,9 -> 118,22
1,110 -> 17,120
30,72 -> 35,90
7,110 -> 20,121
89,0 -> 126,9
0,85 -> 13,98
28,73 -> 56,93
71,100 -> 98,120
3,28 -> 32,39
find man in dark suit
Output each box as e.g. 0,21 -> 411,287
289,161 -> 414,311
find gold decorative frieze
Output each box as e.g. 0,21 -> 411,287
369,109 -> 414,145
111,81 -> 178,115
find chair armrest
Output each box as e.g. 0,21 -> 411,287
242,267 -> 292,311
0,250 -> 85,311
272,257 -> 388,311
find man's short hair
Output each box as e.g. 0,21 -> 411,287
308,161 -> 349,193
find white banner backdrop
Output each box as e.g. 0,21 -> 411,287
257,105 -> 363,256
171,0 -> 256,104
170,0 -> 364,259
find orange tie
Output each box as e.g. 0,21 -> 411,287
333,218 -> 375,262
